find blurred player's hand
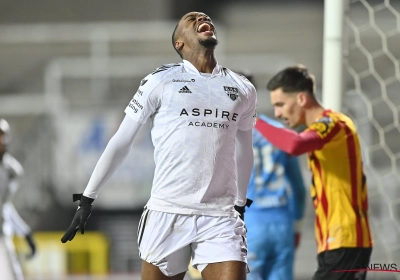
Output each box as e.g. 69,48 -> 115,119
25,233 -> 36,259
294,232 -> 301,248
61,193 -> 94,243
234,198 -> 253,222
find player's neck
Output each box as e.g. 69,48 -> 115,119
305,103 -> 326,126
184,49 -> 217,73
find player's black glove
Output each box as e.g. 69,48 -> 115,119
61,193 -> 94,243
25,233 -> 36,259
234,198 -> 253,221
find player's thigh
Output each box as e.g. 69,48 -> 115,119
201,261 -> 247,280
191,216 -> 248,279
138,209 -> 193,277
268,258 -> 293,280
142,260 -> 186,280
259,223 -> 293,280
247,254 -> 269,280
191,216 -> 247,271
246,229 -> 270,280
268,248 -> 294,280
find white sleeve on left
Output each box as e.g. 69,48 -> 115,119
83,115 -> 143,199
235,129 -> 254,207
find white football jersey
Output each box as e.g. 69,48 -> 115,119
0,153 -> 23,207
0,153 -> 31,237
125,60 -> 257,216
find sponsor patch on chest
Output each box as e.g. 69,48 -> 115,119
223,86 -> 239,101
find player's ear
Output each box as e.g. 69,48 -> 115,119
175,41 -> 184,52
297,92 -> 308,106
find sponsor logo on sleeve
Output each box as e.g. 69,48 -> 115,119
308,116 -> 334,138
128,98 -> 143,113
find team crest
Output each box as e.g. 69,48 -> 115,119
223,86 -> 239,101
309,116 -> 334,138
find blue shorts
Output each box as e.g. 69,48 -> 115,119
245,211 -> 295,280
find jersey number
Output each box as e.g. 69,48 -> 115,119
253,145 -> 285,192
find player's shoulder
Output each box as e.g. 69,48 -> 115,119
149,62 -> 183,78
2,153 -> 23,178
307,110 -> 342,139
150,62 -> 183,75
333,111 -> 355,125
141,62 -> 184,85
313,110 -> 340,125
223,68 -> 256,93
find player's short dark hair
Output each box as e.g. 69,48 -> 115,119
267,65 -> 315,96
172,23 -> 182,58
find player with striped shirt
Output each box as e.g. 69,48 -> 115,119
255,65 -> 373,280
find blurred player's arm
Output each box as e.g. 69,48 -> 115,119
3,201 -> 35,258
61,115 -> 143,243
4,158 -> 36,258
255,118 -> 324,156
285,155 -> 306,248
235,129 -> 254,211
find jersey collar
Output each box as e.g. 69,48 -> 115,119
182,59 -> 222,76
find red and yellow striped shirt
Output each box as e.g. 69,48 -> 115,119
306,110 -> 373,253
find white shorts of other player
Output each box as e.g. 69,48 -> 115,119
137,208 -> 248,277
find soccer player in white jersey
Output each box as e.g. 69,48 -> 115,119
61,11 -> 257,280
0,119 -> 36,280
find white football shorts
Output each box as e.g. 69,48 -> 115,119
137,208 -> 248,277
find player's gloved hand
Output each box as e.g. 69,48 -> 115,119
25,233 -> 36,259
61,193 -> 94,243
294,232 -> 301,248
234,198 -> 253,221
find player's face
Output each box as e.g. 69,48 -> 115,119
178,12 -> 217,48
270,88 -> 305,128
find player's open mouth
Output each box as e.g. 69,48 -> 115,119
197,23 -> 214,35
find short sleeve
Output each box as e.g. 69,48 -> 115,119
124,74 -> 163,124
237,86 -> 257,131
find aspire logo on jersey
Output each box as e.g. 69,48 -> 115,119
180,108 -> 238,129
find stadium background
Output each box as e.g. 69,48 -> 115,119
1,0 -> 399,279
